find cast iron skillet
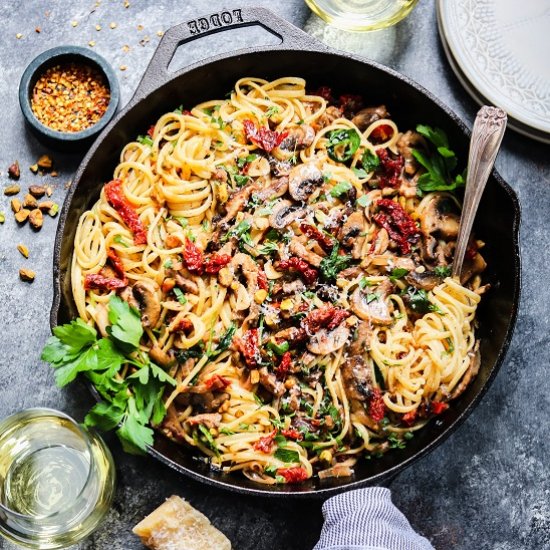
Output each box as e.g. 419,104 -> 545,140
50,7 -> 521,497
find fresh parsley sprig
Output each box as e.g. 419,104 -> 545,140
412,124 -> 465,194
41,296 -> 176,455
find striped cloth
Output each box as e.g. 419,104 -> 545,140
313,488 -> 435,550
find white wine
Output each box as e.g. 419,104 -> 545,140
0,409 -> 115,549
305,0 -> 419,32
3,446 -> 90,517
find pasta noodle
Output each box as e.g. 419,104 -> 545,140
72,77 -> 486,484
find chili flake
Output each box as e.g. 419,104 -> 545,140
31,63 -> 110,133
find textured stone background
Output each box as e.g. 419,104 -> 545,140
0,1 -> 549,549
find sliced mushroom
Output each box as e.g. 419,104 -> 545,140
313,106 -> 343,131
269,157 -> 293,177
349,321 -> 371,356
339,211 -> 365,249
132,280 -> 161,328
405,270 -> 441,291
396,130 -> 427,174
351,280 -> 394,325
351,105 -> 389,131
419,194 -> 460,264
289,238 -> 323,267
269,200 -> 305,229
281,279 -> 306,295
259,367 -> 285,397
318,464 -> 354,480
451,344 -> 480,399
256,176 -> 289,201
288,161 -> 323,202
278,124 -> 315,151
149,345 -> 175,368
186,413 -> 222,429
307,324 -> 350,355
93,303 -> 110,338
175,272 -> 199,294
219,182 -> 260,225
460,251 -> 487,285
119,285 -> 139,310
341,355 -> 372,402
273,326 -> 307,344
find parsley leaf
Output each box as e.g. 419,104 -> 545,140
258,241 -> 279,256
173,287 -> 187,304
208,323 -> 236,359
434,265 -> 451,278
361,149 -> 380,172
413,124 -> 464,194
357,194 -> 371,207
320,244 -> 353,282
329,181 -> 352,198
107,295 -> 143,351
326,129 -> 361,162
41,295 -> 174,456
137,135 -> 153,147
274,448 -> 300,464
389,267 -> 409,281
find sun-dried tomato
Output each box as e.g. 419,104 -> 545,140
84,273 -> 127,291
300,223 -> 334,252
373,199 -> 420,255
370,124 -> 394,144
234,328 -> 259,368
338,94 -> 364,118
243,120 -> 288,153
173,317 -> 193,333
402,409 -> 417,426
275,351 -> 292,379
310,85 -> 334,104
183,238 -> 204,275
277,256 -> 318,285
106,248 -> 127,283
205,374 -> 231,391
257,269 -> 268,291
104,179 -> 147,245
277,467 -> 308,484
203,253 -> 231,274
431,401 -> 449,415
281,428 -> 303,441
303,306 -> 350,334
368,388 -> 386,423
147,124 -> 155,137
376,149 -> 404,188
253,430 -> 276,453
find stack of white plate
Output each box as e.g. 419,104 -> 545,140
437,0 -> 550,144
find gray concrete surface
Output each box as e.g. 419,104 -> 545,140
0,1 -> 548,549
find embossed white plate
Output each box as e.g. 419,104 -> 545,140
437,0 -> 550,143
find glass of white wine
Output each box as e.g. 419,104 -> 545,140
305,0 -> 419,32
0,408 -> 115,549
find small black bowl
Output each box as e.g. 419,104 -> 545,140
19,46 -> 120,151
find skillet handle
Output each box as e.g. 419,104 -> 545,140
131,7 -> 327,104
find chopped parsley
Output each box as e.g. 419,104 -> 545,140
434,265 -> 452,278
329,181 -> 353,198
173,288 -> 187,304
326,129 -> 361,162
412,124 -> 465,194
320,244 -> 353,282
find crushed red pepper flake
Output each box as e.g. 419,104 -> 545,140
31,63 -> 110,133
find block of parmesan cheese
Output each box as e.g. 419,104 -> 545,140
133,495 -> 231,550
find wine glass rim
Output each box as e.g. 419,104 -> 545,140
0,407 -> 96,521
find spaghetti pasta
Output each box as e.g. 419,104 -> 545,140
71,77 -> 486,484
